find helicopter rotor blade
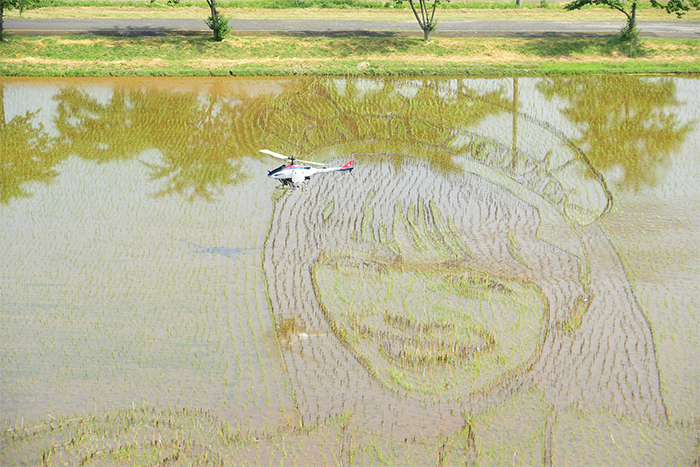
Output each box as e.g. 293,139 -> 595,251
295,158 -> 326,167
259,149 -> 290,161
260,149 -> 325,167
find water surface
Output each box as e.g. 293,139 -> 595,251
1,76 -> 699,465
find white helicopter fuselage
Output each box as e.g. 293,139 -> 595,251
268,163 -> 352,186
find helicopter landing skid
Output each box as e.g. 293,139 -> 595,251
278,185 -> 311,196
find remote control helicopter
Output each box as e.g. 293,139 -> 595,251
261,149 -> 354,193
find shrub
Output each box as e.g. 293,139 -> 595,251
206,12 -> 232,41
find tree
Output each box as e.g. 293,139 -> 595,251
204,0 -> 231,42
564,0 -> 699,42
0,0 -> 38,40
650,0 -> 700,16
394,0 -> 449,41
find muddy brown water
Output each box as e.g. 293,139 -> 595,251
1,76 -> 699,465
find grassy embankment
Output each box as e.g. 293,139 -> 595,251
1,0 -> 699,76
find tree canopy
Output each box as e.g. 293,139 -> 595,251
564,0 -> 699,40
650,0 -> 700,16
0,0 -> 38,39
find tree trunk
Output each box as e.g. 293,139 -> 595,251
207,0 -> 218,20
206,0 -> 219,41
627,1 -> 637,55
408,0 -> 434,42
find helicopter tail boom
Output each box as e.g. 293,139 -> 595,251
320,160 -> 354,173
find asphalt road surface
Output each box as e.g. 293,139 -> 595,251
5,18 -> 699,38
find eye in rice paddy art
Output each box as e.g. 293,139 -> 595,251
2,76 -> 699,465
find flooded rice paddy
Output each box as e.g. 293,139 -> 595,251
1,75 -> 699,465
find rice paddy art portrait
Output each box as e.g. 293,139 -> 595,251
1,76 -> 699,465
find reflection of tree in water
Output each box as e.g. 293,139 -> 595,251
2,79 -> 309,203
52,83 -> 263,201
257,77 -> 511,173
538,76 -> 692,191
1,77 -> 512,203
0,83 -> 58,205
262,78 -> 668,463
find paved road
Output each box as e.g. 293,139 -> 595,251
5,18 -> 699,38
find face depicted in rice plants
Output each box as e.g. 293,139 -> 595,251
312,162 -> 551,401
263,79 -> 667,442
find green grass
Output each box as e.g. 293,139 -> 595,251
1,35 -> 698,77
